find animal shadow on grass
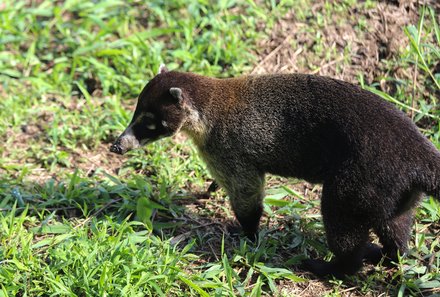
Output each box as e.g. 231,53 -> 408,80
150,188 -> 410,295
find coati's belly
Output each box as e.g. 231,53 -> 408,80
229,121 -> 352,183
203,127 -> 347,184
258,144 -> 339,183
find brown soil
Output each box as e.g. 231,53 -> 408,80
252,0 -> 421,84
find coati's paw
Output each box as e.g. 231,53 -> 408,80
244,231 -> 258,242
226,224 -> 258,241
301,259 -> 343,279
363,243 -> 399,268
300,259 -> 356,279
241,227 -> 259,241
226,224 -> 242,236
363,243 -> 383,265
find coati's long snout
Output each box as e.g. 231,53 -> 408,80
110,125 -> 141,155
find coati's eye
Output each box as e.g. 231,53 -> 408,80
144,112 -> 156,130
146,120 -> 156,130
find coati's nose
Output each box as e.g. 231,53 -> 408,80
109,126 -> 140,155
110,143 -> 124,155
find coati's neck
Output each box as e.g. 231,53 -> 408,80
179,72 -> 246,146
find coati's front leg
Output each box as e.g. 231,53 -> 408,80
218,170 -> 265,237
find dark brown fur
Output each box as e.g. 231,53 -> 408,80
110,67 -> 440,278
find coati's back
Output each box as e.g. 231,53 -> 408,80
210,73 -> 440,189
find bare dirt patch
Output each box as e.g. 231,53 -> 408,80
1,126 -> 123,182
252,0 -> 421,85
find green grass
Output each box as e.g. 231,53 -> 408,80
0,0 -> 439,296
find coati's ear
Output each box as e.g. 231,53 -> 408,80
170,87 -> 195,112
169,87 -> 184,105
158,64 -> 168,75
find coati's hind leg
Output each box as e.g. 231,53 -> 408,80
369,208 -> 414,266
302,181 -> 371,278
219,171 -> 265,238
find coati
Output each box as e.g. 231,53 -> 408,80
110,65 -> 440,278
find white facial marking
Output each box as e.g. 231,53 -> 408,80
147,123 -> 156,130
144,112 -> 156,130
145,112 -> 155,119
120,126 -> 140,150
161,120 -> 168,127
